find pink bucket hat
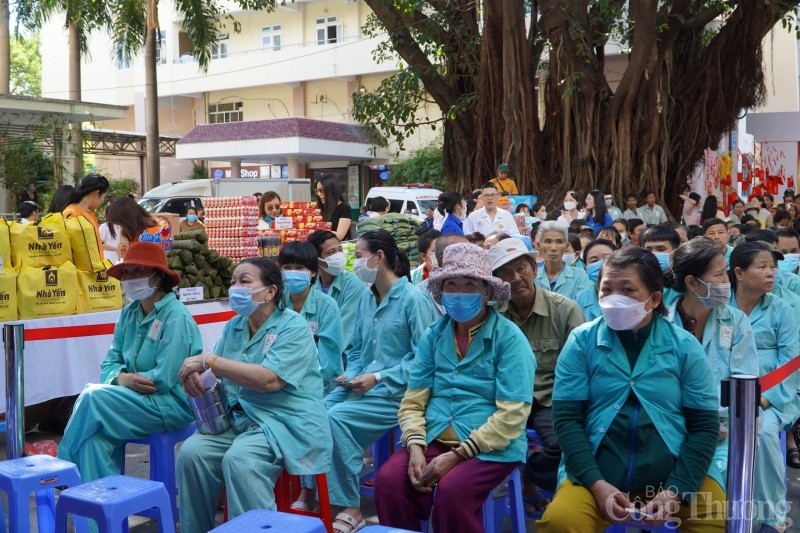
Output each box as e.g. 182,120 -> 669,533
427,243 -> 511,304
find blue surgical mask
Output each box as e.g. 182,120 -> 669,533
525,215 -> 535,227
229,286 -> 268,317
441,292 -> 484,323
778,253 -> 800,273
283,270 -> 311,294
586,260 -> 604,283
186,214 -> 197,223
653,251 -> 671,271
774,268 -> 783,284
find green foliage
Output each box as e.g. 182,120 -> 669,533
0,140 -> 54,197
108,178 -> 139,200
10,33 -> 41,96
387,143 -> 447,191
188,162 -> 208,180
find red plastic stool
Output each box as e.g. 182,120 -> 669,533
276,472 -> 333,533
221,472 -> 333,533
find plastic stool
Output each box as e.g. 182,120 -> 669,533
123,422 -> 196,522
360,426 -> 401,497
210,509 -> 327,532
55,475 -> 175,533
420,468 -> 525,533
275,471 -> 334,533
0,454 -> 83,533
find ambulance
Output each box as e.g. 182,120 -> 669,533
364,184 -> 442,221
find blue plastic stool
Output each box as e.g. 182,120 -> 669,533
210,509 -> 327,532
0,454 -> 83,533
360,426 -> 401,497
420,468 -> 525,533
122,423 -> 196,522
55,475 -> 175,533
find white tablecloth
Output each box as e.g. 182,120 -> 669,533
0,300 -> 233,410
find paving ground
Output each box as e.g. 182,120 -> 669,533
2,428 -> 799,532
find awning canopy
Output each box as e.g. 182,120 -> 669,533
175,117 -> 385,163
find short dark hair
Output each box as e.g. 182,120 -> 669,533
417,229 -> 442,255
582,238 -> 617,265
774,210 -> 792,225
19,201 -> 39,218
744,229 -> 778,245
239,257 -> 286,310
307,230 -> 339,257
625,193 -> 638,201
279,241 -> 320,285
628,218 -> 645,231
515,204 -> 529,214
600,247 -> 668,316
481,182 -> 498,191
702,218 -> 726,232
612,219 -> 629,232
740,214 -> 757,225
437,192 -> 463,215
597,226 -> 622,248
666,237 -> 723,292
371,196 -> 389,212
567,232 -> 582,253
638,224 -> 681,250
776,228 -> 800,248
644,191 -> 656,197
732,199 -> 745,207
465,232 -> 485,244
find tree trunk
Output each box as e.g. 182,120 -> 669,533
145,22 -> 160,190
0,0 -> 9,94
68,19 -> 83,181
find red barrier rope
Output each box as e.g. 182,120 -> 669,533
22,310 -> 237,342
759,355 -> 800,393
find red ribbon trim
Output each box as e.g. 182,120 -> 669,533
22,310 -> 236,342
759,355 -> 800,393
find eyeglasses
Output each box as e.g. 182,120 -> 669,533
315,188 -> 324,194
482,193 -> 498,199
265,204 -> 280,211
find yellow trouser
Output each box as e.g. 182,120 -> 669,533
536,477 -> 725,533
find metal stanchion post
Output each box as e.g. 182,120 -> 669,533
3,323 -> 25,459
723,374 -> 760,533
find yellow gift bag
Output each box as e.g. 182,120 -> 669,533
10,214 -> 72,268
65,215 -> 105,272
77,268 -> 122,314
0,269 -> 17,321
0,218 -> 11,272
18,261 -> 78,319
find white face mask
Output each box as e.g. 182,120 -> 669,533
564,201 -> 577,211
429,251 -> 439,269
321,251 -> 347,276
694,278 -> 732,309
605,198 -> 613,207
599,294 -> 652,331
353,254 -> 378,286
121,272 -> 158,301
562,253 -> 578,266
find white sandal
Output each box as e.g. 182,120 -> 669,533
332,512 -> 366,533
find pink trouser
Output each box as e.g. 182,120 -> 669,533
375,441 -> 517,533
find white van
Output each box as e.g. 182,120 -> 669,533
365,185 -> 442,220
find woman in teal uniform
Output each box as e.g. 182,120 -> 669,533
58,242 -> 202,482
296,229 -> 435,533
375,243 -> 535,531
728,241 -> 800,532
177,257 -> 332,531
537,247 -> 724,532
664,237 -> 758,491
308,230 -> 368,358
575,238 -> 616,321
279,240 -> 344,393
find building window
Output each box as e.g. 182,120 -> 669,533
155,31 -> 167,65
208,102 -> 243,123
211,34 -> 229,60
316,16 -> 342,45
262,25 -> 282,51
115,48 -> 132,70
